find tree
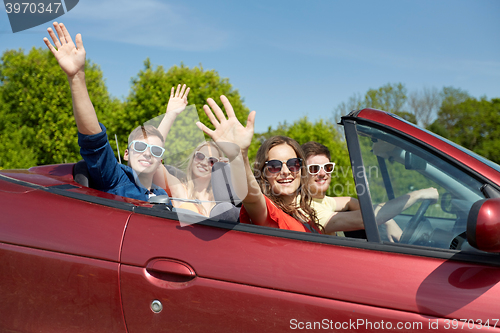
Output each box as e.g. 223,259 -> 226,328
110,60 -> 250,164
333,92 -> 364,120
429,97 -> 500,163
426,86 -> 471,137
407,86 -> 441,128
334,82 -> 416,124
441,86 -> 471,108
365,83 -> 407,113
0,47 -> 119,169
250,117 -> 355,197
332,92 -> 364,139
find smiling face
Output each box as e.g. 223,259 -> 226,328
265,144 -> 302,201
306,154 -> 331,198
191,144 -> 221,180
123,135 -> 164,176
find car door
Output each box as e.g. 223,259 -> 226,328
120,210 -> 424,332
0,175 -> 130,333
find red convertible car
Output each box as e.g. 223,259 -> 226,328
1,109 -> 499,332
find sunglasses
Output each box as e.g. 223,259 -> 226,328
307,162 -> 335,175
128,140 -> 165,158
265,158 -> 303,174
194,151 -> 220,167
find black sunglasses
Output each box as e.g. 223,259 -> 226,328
265,158 -> 303,174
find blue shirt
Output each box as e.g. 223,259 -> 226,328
77,123 -> 168,201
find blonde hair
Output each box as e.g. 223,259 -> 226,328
183,141 -> 224,215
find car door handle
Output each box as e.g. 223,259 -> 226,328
145,258 -> 196,283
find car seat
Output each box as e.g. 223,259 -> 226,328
209,162 -> 241,222
73,160 -> 91,187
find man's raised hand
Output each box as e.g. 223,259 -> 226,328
43,22 -> 85,78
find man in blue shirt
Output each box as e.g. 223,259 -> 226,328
44,22 -> 174,201
77,122 -> 167,201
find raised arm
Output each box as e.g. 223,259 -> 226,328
43,22 -> 101,135
157,84 -> 190,139
196,96 -> 271,226
154,84 -> 191,192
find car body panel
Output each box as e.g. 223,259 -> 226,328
0,176 -> 130,332
0,179 -> 130,261
0,240 -> 126,332
120,212 -> 500,330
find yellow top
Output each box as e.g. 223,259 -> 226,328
310,196 -> 345,237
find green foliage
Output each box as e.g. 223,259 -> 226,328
110,60 -> 250,162
251,117 -> 355,197
0,47 -> 119,168
0,51 -> 249,168
365,83 -> 407,113
334,82 -> 416,125
430,96 -> 500,163
441,86 -> 471,109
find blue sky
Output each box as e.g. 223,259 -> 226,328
1,0 -> 499,133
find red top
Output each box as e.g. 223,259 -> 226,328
240,196 -> 320,233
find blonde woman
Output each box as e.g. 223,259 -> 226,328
170,141 -> 225,216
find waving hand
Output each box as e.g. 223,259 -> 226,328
43,22 -> 85,78
43,22 -> 100,135
166,84 -> 190,116
197,95 -> 256,159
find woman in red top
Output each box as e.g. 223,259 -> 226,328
197,96 -> 322,233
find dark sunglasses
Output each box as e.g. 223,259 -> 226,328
265,158 -> 303,174
128,140 -> 165,158
194,151 -> 220,167
308,162 -> 335,175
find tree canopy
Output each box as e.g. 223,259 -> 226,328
334,83 -> 500,164
0,50 -> 249,169
0,47 -> 119,169
334,82 -> 416,125
108,60 -> 250,164
429,96 -> 500,163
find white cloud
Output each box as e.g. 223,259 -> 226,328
69,0 -> 232,51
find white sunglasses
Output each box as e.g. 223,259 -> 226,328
307,162 -> 335,175
128,140 -> 165,158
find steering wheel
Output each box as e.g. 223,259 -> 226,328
399,199 -> 433,244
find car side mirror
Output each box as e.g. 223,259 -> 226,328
467,198 -> 500,253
